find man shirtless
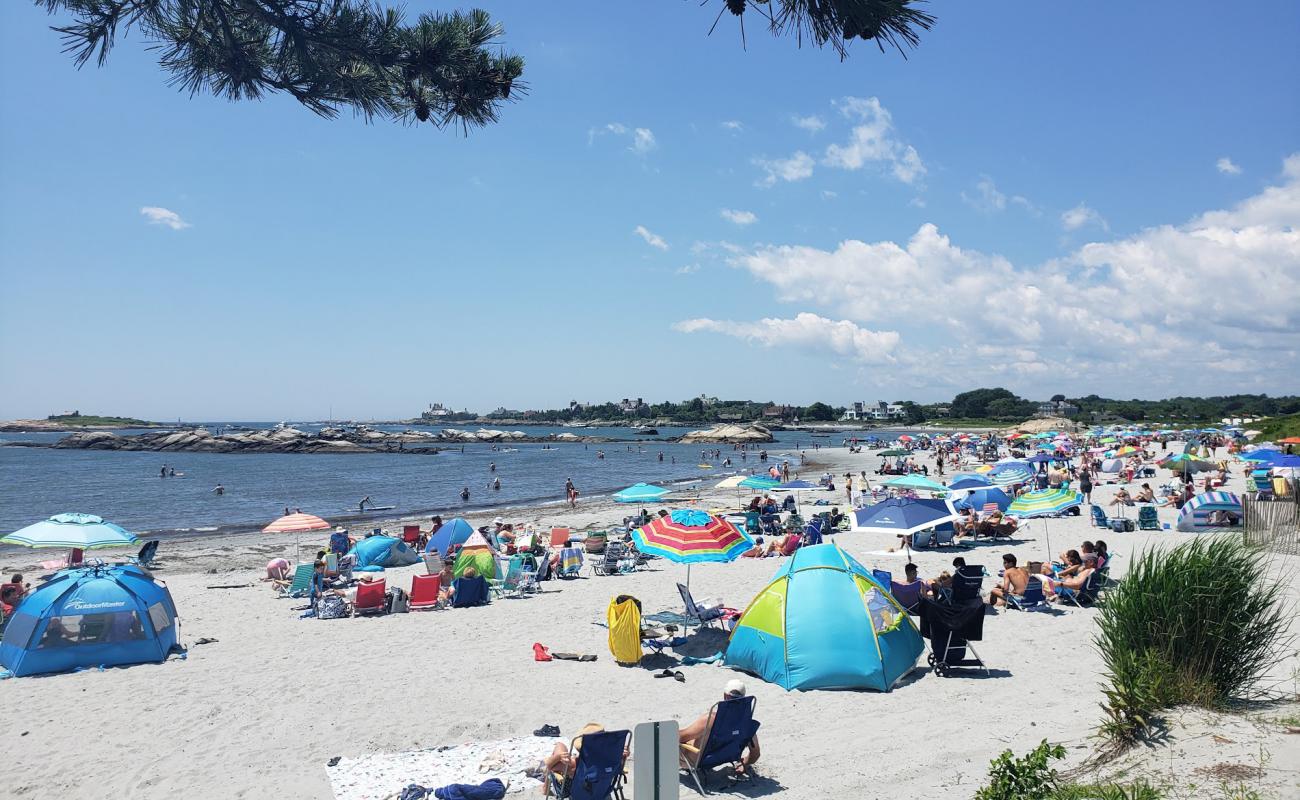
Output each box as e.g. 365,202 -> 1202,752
988,553 -> 1030,607
679,680 -> 760,777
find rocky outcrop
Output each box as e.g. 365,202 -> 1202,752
1003,416 -> 1082,435
677,423 -> 774,444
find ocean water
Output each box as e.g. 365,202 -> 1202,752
0,423 -> 874,535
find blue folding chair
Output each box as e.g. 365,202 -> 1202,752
1007,577 -> 1048,611
1090,505 -> 1109,528
450,575 -> 490,608
679,696 -> 761,795
872,569 -> 892,587
1056,569 -> 1102,608
549,729 -> 631,800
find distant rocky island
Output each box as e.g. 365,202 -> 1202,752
0,411 -> 166,432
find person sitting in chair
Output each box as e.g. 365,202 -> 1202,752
679,680 -> 760,778
1134,484 -> 1155,503
988,554 -> 1029,607
1047,554 -> 1097,599
1109,488 -> 1134,507
529,722 -> 627,788
1046,549 -> 1084,578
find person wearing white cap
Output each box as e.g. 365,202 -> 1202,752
678,680 -> 760,777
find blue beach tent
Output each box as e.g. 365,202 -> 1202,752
426,518 -> 475,557
350,535 -> 420,570
0,564 -> 179,677
725,543 -> 923,691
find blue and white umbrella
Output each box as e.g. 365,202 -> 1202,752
987,461 -> 1036,486
947,473 -> 992,491
849,498 -> 959,535
2,513 -> 138,550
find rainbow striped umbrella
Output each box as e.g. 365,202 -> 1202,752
631,509 -> 753,594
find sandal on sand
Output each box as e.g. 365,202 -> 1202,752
533,724 -> 560,737
653,669 -> 674,679
674,670 -> 685,683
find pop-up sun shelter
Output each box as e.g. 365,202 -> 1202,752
1177,491 -> 1243,531
724,542 -> 922,691
349,535 -> 421,571
0,564 -> 179,677
426,517 -> 475,557
451,531 -> 498,580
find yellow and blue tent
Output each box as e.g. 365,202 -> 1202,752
724,542 -> 922,691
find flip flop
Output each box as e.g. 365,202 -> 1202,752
673,670 -> 686,683
654,669 -> 674,679
578,654 -> 597,662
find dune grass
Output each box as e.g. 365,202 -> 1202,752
1094,536 -> 1292,743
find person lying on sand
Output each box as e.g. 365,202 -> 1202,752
680,680 -> 760,777
988,554 -> 1029,607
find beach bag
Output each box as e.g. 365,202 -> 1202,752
387,587 -> 409,613
319,593 -> 349,620
1109,518 -> 1134,533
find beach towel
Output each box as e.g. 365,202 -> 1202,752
433,778 -> 506,800
607,595 -> 643,666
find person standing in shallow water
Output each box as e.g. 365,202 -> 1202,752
460,487 -> 470,502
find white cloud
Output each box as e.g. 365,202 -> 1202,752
753,151 -> 815,187
678,154 -> 1300,396
676,263 -> 701,275
822,190 -> 838,200
1061,203 -> 1108,231
140,206 -> 190,230
721,120 -> 744,132
822,96 -> 926,184
631,128 -> 657,155
792,115 -> 826,133
674,313 -> 900,364
1216,157 -> 1242,176
961,175 -> 1006,213
633,225 -> 669,251
589,123 -> 657,156
720,209 -> 758,226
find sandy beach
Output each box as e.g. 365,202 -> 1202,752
3,445 -> 1298,800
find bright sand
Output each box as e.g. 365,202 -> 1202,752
3,445 -> 1298,799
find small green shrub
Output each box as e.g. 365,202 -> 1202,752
1095,535 -> 1292,742
975,740 -> 1067,800
1052,780 -> 1164,800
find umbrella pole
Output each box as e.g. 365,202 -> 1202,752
685,563 -> 693,632
1043,519 -> 1051,563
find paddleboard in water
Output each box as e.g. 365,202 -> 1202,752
697,464 -> 714,469
350,505 -> 396,513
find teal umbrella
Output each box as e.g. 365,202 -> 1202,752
2,513 -> 139,550
739,476 -> 780,490
613,483 -> 671,503
882,474 -> 947,493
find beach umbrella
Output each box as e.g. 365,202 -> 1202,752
878,448 -> 911,457
957,487 -> 1011,512
2,513 -> 138,551
1159,453 -> 1215,476
1238,451 -> 1279,464
775,479 -> 819,490
849,497 -> 959,535
714,475 -> 747,489
947,473 -> 992,491
630,509 -> 752,597
613,483 -> 671,503
1114,445 -> 1140,456
739,476 -> 780,490
1006,488 -> 1084,559
882,474 -> 946,493
1279,437 -> 1300,445
263,511 -> 330,562
987,461 -> 1036,486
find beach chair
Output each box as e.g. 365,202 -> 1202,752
1007,577 -> 1048,611
550,527 -> 572,548
1056,569 -> 1102,608
932,523 -> 957,548
451,575 -> 490,608
500,556 -> 529,597
872,569 -> 892,588
547,728 -> 631,800
948,565 -> 984,604
743,512 -> 762,538
803,517 -> 824,546
401,524 -> 422,550
592,542 -> 631,576
423,550 -> 443,576
679,696 -> 761,795
278,563 -> 315,598
677,582 -> 725,629
910,528 -> 935,549
1137,506 -> 1160,530
409,574 -> 442,610
890,579 -> 924,613
353,578 -> 387,616
1090,505 -> 1109,528
133,540 -> 160,568
559,548 -> 584,578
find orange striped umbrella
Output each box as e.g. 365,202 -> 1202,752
262,512 -> 330,533
263,512 -> 331,563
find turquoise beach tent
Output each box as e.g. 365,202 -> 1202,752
426,518 -> 475,557
724,542 -> 923,691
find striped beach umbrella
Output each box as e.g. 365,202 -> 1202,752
2,513 -> 138,550
739,476 -> 780,490
1007,488 -> 1084,560
631,509 -> 753,594
263,512 -> 331,563
987,461 -> 1036,486
882,474 -> 946,493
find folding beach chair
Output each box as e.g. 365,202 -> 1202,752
1056,569 -> 1101,608
677,582 -> 730,629
409,574 -> 442,610
423,550 -> 444,576
559,547 -> 584,578
948,565 -> 984,604
1090,505 -> 1109,528
932,523 -> 957,548
548,729 -> 631,800
278,563 -> 315,598
450,575 -> 490,608
1007,577 -> 1048,611
550,527 -> 572,548
133,540 -> 160,568
353,578 -> 386,616
1137,506 -> 1160,530
592,542 -> 633,576
910,528 -> 935,549
401,524 -> 423,550
679,696 -> 760,795
872,569 -> 892,588
890,579 -> 924,614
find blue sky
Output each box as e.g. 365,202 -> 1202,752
1,0 -> 1298,420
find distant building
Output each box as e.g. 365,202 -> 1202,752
568,400 -> 589,412
619,398 -> 647,415
698,394 -> 719,407
420,403 -> 453,420
844,401 -> 904,421
763,404 -> 797,421
1035,400 -> 1079,418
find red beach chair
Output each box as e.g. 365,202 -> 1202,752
401,525 -> 423,549
409,574 -> 442,610
549,527 -> 571,548
353,578 -> 387,616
